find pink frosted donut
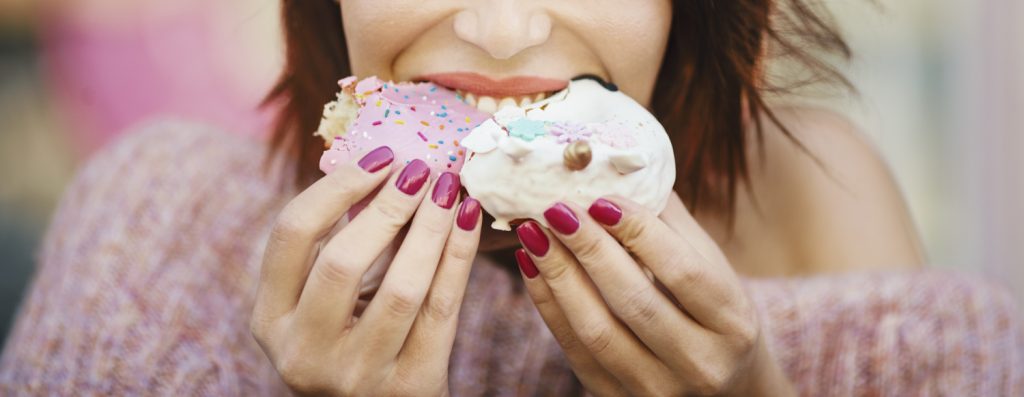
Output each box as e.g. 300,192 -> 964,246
317,76 -> 490,175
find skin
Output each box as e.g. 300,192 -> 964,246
251,0 -> 925,395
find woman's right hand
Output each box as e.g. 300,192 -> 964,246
250,146 -> 482,396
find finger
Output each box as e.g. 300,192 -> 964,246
516,221 -> 672,395
350,172 -> 461,364
255,146 -> 394,320
293,159 -> 431,338
589,197 -> 750,333
657,192 -> 726,263
398,197 -> 481,371
543,202 -> 710,373
657,192 -> 689,235
515,250 -> 627,395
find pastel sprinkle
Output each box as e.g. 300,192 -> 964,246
454,140 -> 460,146
430,86 -> 437,92
372,121 -> 383,126
417,132 -> 428,141
439,125 -> 445,131
375,100 -> 382,107
437,140 -> 445,144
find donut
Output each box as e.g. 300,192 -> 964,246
317,76 -> 490,175
459,78 -> 676,230
315,76 -> 676,231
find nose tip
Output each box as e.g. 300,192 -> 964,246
453,7 -> 552,60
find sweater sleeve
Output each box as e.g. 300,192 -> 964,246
0,120 -> 292,396
747,271 -> 1024,396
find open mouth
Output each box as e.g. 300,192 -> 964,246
414,72 -> 568,113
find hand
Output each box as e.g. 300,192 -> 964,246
250,146 -> 483,396
514,194 -> 794,396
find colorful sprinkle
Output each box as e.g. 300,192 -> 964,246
420,121 -> 430,127
375,100 -> 382,107
372,121 -> 383,126
395,120 -> 406,125
417,132 -> 428,141
508,119 -> 548,141
428,144 -> 439,149
384,109 -> 390,118
448,155 -> 457,161
465,117 -> 472,123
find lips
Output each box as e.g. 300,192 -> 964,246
416,72 -> 569,97
415,72 -> 570,113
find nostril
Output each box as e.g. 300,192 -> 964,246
453,10 -> 480,43
453,8 -> 552,60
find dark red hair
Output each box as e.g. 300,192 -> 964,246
265,1 -> 850,213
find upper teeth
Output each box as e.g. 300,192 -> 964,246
459,91 -> 550,113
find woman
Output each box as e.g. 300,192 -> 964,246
5,1 -> 1020,396
254,1 -> 923,395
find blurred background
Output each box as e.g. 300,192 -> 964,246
0,0 -> 1021,344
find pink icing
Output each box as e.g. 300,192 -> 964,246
319,76 -> 489,175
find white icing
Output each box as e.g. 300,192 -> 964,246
460,79 -> 676,230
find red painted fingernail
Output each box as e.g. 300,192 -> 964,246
357,146 -> 394,173
588,199 -> 622,226
457,197 -> 481,231
395,159 -> 430,195
515,249 -> 539,279
516,221 -> 550,256
543,203 -> 580,235
432,172 -> 461,209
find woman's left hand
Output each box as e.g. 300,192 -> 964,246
515,193 -> 794,396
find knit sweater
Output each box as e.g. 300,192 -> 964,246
1,120 -> 1021,396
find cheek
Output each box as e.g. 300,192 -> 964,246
581,3 -> 672,105
340,2 -> 451,78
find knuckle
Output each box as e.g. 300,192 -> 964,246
367,196 -> 413,230
689,363 -> 734,396
422,292 -> 460,323
728,310 -> 760,352
617,287 -> 659,325
577,324 -> 615,356
571,235 -> 607,265
618,215 -> 653,248
549,324 -> 583,353
663,257 -> 706,289
313,255 -> 360,287
271,208 -> 314,244
276,352 -> 321,393
443,237 -> 478,264
248,315 -> 271,344
381,286 -> 424,316
541,258 -> 576,284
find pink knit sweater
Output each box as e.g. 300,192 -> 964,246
2,120 -> 1022,396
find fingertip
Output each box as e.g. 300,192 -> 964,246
515,249 -> 540,279
456,197 -> 482,232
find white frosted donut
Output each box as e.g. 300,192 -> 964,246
459,79 -> 676,230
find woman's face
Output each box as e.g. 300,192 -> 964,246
340,1 -> 673,250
